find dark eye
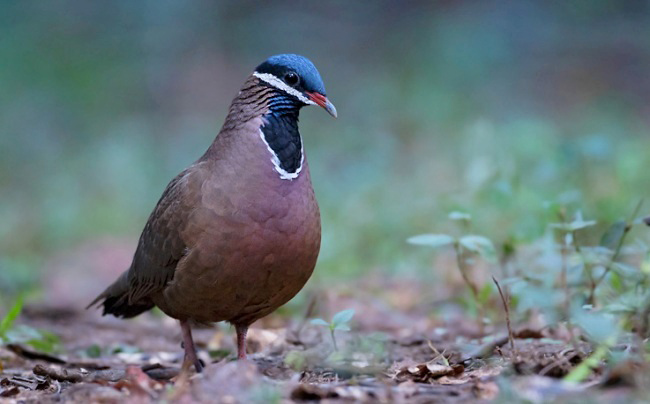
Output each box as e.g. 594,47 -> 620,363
283,72 -> 299,87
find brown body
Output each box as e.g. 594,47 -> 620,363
155,117 -> 320,325
91,75 -> 321,327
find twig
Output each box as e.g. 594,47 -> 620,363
33,364 -> 83,383
426,340 -> 450,366
7,344 -> 66,364
492,276 -> 515,354
564,338 -> 613,383
0,386 -> 20,398
538,349 -> 581,377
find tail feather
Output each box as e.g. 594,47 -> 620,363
87,271 -> 154,318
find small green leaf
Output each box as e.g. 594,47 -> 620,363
611,262 -> 643,281
550,219 -> 597,232
326,350 -> 345,364
331,309 -> 355,326
334,324 -> 351,331
284,350 -> 307,370
3,324 -> 60,353
27,337 -> 56,353
579,246 -> 613,266
478,282 -> 492,304
407,234 -> 455,248
605,303 -> 633,314
609,272 -> 623,292
30,330 -> 59,353
572,309 -> 619,344
0,296 -> 23,338
110,344 -> 140,354
600,220 -> 627,250
309,318 -> 330,327
208,349 -> 231,360
448,211 -> 471,221
85,344 -> 102,358
459,235 -> 496,259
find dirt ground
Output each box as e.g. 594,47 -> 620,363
0,281 -> 644,403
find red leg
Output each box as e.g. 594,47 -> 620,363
180,319 -> 204,372
235,324 -> 249,360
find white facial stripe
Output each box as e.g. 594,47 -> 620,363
258,129 -> 304,181
253,72 -> 316,105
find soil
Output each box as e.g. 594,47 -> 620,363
0,282 -> 643,403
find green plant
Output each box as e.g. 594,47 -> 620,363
0,296 -> 61,353
500,200 -> 650,380
310,309 -> 355,351
284,350 -> 308,370
0,295 -> 23,340
591,201 -> 643,303
408,211 -> 496,330
549,209 -> 597,320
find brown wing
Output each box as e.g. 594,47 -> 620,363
125,164 -> 206,303
87,162 -> 209,317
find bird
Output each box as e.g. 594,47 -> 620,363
88,54 -> 336,372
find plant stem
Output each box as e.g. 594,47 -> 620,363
638,293 -> 650,339
454,242 -> 484,334
590,200 -> 643,302
571,229 -> 597,306
492,276 -> 515,355
330,328 -> 338,351
560,232 -> 570,321
427,340 -> 450,366
555,210 -> 568,303
556,210 -> 577,346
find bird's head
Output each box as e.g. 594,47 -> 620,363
254,54 -> 337,118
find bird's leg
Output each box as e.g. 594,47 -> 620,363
235,324 -> 249,360
180,319 -> 204,372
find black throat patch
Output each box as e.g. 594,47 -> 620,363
260,97 -> 303,177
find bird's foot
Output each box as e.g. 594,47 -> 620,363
180,319 -> 204,373
184,355 -> 204,373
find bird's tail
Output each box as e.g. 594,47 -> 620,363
86,271 -> 154,318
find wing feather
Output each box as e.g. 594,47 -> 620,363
125,164 -> 206,303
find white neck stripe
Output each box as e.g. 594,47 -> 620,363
258,129 -> 304,181
253,72 -> 316,106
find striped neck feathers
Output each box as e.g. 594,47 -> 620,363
259,95 -> 304,180
217,75 -> 307,181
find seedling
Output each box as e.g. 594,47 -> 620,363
310,309 -> 355,351
408,211 -> 496,331
0,296 -> 61,353
550,209 -> 597,319
0,296 -> 23,342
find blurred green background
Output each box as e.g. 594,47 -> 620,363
1,1 -> 649,302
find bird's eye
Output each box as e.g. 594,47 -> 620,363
283,72 -> 299,87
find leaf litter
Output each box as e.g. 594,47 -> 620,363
0,278 -> 646,403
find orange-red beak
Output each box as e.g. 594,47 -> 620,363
306,92 -> 337,118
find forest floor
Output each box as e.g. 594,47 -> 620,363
0,279 -> 644,403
